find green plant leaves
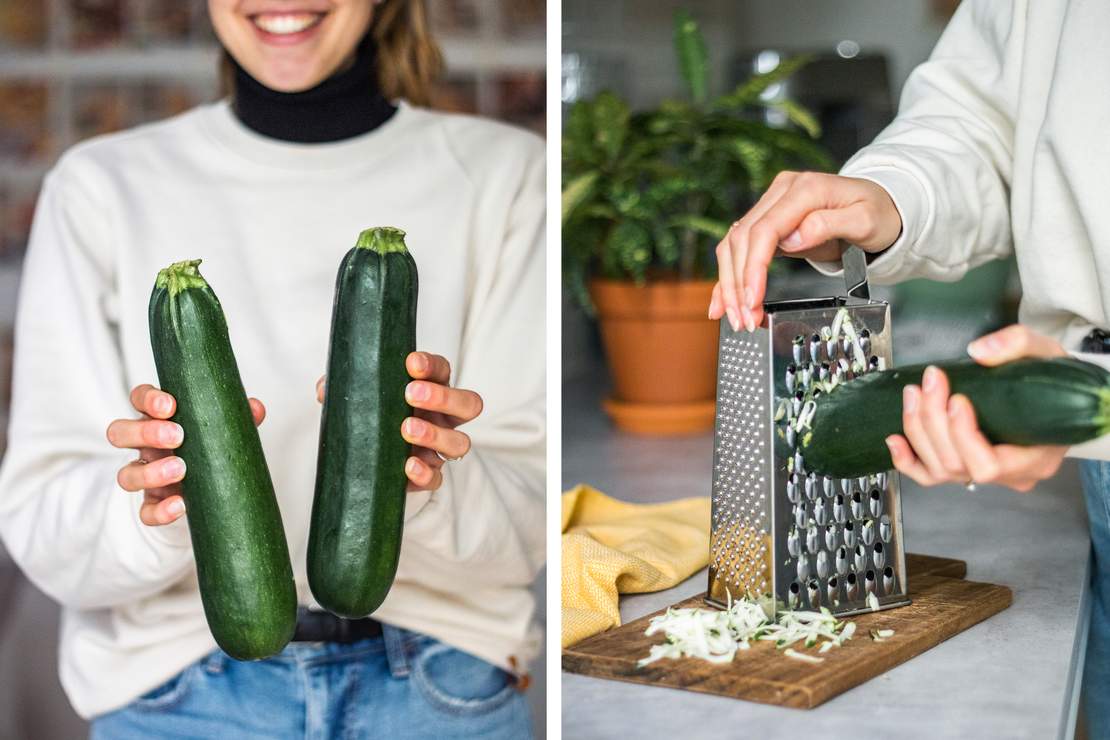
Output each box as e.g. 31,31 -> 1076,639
669,214 -> 731,240
561,12 -> 831,312
717,54 -> 812,109
562,172 -> 598,225
674,10 -> 710,105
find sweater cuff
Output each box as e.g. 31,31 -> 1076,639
806,166 -> 931,283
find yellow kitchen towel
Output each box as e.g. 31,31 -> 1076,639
561,484 -> 711,647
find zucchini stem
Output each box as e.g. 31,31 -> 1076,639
355,226 -> 408,254
156,259 -> 207,296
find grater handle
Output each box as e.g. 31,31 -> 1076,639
843,245 -> 870,299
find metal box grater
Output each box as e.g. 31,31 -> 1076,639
707,248 -> 911,617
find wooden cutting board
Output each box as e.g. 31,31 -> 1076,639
562,554 -> 1010,709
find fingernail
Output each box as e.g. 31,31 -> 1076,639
741,306 -> 755,333
406,457 -> 420,475
156,395 -> 172,415
167,498 -> 185,516
968,336 -> 999,359
162,423 -> 184,446
163,457 -> 186,479
885,437 -> 899,459
411,353 -> 428,372
406,382 -> 430,402
708,293 -> 719,318
726,307 -> 741,331
903,385 -> 917,412
782,230 -> 803,249
405,418 -> 427,437
744,286 -> 755,309
948,398 -> 962,419
922,366 -> 937,392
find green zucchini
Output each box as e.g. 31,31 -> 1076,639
149,260 -> 296,660
308,227 -> 418,618
799,357 -> 1110,478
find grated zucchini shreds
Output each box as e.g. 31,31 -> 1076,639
785,648 -> 825,664
637,595 -> 857,668
867,592 -> 880,612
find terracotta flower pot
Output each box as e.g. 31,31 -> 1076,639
589,278 -> 718,435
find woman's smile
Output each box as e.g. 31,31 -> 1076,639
248,10 -> 328,45
210,0 -> 373,91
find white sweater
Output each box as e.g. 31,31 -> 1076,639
815,0 -> 1110,460
0,101 -> 546,718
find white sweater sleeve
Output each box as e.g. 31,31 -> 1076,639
402,138 -> 546,588
0,161 -> 194,610
811,0 -> 1025,283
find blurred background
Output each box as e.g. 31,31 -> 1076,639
0,1 -> 545,737
561,0 -> 1017,411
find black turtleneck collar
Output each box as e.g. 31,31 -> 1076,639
229,31 -> 397,144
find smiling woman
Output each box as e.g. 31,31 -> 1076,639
0,0 -> 545,738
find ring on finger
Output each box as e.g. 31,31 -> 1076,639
435,450 -> 463,463
965,480 -> 977,492
136,457 -> 149,465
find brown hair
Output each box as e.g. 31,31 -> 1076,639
219,0 -> 443,105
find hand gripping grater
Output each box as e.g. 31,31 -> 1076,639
707,247 -> 911,617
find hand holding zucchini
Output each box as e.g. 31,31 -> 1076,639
309,227 -> 418,619
799,357 -> 1110,478
148,260 -> 297,660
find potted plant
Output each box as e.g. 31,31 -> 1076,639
562,10 -> 831,435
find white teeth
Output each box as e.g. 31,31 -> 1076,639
253,13 -> 320,35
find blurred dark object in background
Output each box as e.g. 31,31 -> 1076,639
0,1 -> 46,49
71,0 -> 125,49
496,70 -> 545,132
733,49 -> 894,168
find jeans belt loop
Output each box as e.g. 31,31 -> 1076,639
382,624 -> 411,678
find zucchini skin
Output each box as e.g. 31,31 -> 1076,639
800,358 -> 1110,478
148,260 -> 297,661
309,227 -> 418,619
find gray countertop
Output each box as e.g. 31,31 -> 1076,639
561,374 -> 1091,740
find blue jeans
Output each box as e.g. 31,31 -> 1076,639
89,625 -> 532,739
1081,461 -> 1110,738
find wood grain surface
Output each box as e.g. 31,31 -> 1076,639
562,554 -> 1009,709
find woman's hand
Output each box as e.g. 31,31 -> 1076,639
708,172 -> 902,331
886,325 -> 1069,492
316,351 -> 483,493
106,385 -> 266,526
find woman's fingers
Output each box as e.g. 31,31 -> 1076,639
248,397 -> 266,425
916,367 -> 966,477
885,434 -> 938,486
967,324 -> 1067,365
714,173 -> 796,329
139,494 -> 186,527
899,384 -> 948,480
402,417 -> 471,460
714,230 -> 741,330
946,394 -> 1002,483
107,418 -> 184,451
316,376 -> 326,403
130,384 -> 176,419
406,454 -> 444,492
407,352 -> 452,384
117,456 -> 186,492
405,447 -> 446,491
708,282 -> 724,320
406,381 -> 483,423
